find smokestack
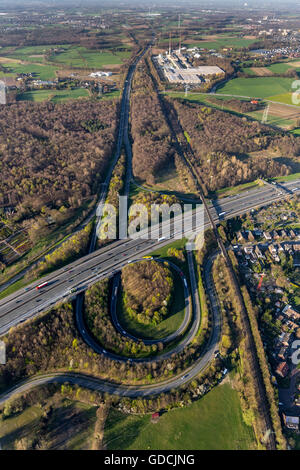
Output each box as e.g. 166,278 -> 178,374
178,14 -> 181,53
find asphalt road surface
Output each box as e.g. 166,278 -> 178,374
0,179 -> 299,337
0,252 -> 221,402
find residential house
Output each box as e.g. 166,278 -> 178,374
283,414 -> 299,431
282,305 -> 300,322
263,231 -> 272,241
276,361 -> 289,378
278,347 -> 288,361
255,245 -> 264,259
280,230 -> 287,238
277,331 -> 291,347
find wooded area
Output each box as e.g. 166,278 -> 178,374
121,260 -> 173,325
130,60 -> 179,184
0,100 -> 118,240
168,98 -> 296,191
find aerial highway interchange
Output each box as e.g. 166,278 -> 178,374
0,39 -> 299,409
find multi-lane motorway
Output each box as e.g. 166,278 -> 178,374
0,178 -> 299,337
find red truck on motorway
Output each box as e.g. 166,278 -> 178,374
36,281 -> 49,290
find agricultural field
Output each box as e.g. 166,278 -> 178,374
157,31 -> 259,51
266,62 -> 298,74
242,62 -> 300,76
217,77 -> 294,99
0,43 -> 131,83
103,383 -> 256,450
0,399 -> 97,450
48,45 -> 131,69
217,77 -> 299,106
0,44 -> 69,61
191,35 -> 260,50
17,88 -> 90,103
0,62 -> 58,81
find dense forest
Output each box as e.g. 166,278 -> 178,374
0,27 -> 129,49
130,60 -> 179,184
168,98 -> 296,191
0,27 -> 87,47
121,260 -> 173,325
0,100 -> 118,230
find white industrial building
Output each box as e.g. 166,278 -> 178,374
89,71 -> 112,78
154,51 -> 224,84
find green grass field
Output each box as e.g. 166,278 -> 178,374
267,92 -> 299,106
100,90 -> 121,100
0,44 -> 69,62
0,44 -> 131,73
166,90 -> 247,105
290,128 -> 300,135
217,77 -> 295,100
266,62 -> 295,74
48,45 -> 131,69
0,62 -> 58,80
0,399 -> 97,450
241,67 -> 257,76
192,36 -> 260,50
215,180 -> 261,198
17,88 -> 89,103
104,383 -> 256,450
242,62 -> 300,76
117,270 -> 186,341
0,405 -> 43,449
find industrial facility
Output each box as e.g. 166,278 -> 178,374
154,50 -> 224,84
154,14 -> 224,85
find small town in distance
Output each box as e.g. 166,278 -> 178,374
0,0 -> 299,457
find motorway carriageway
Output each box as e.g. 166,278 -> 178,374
0,249 -> 220,401
0,178 -> 299,337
